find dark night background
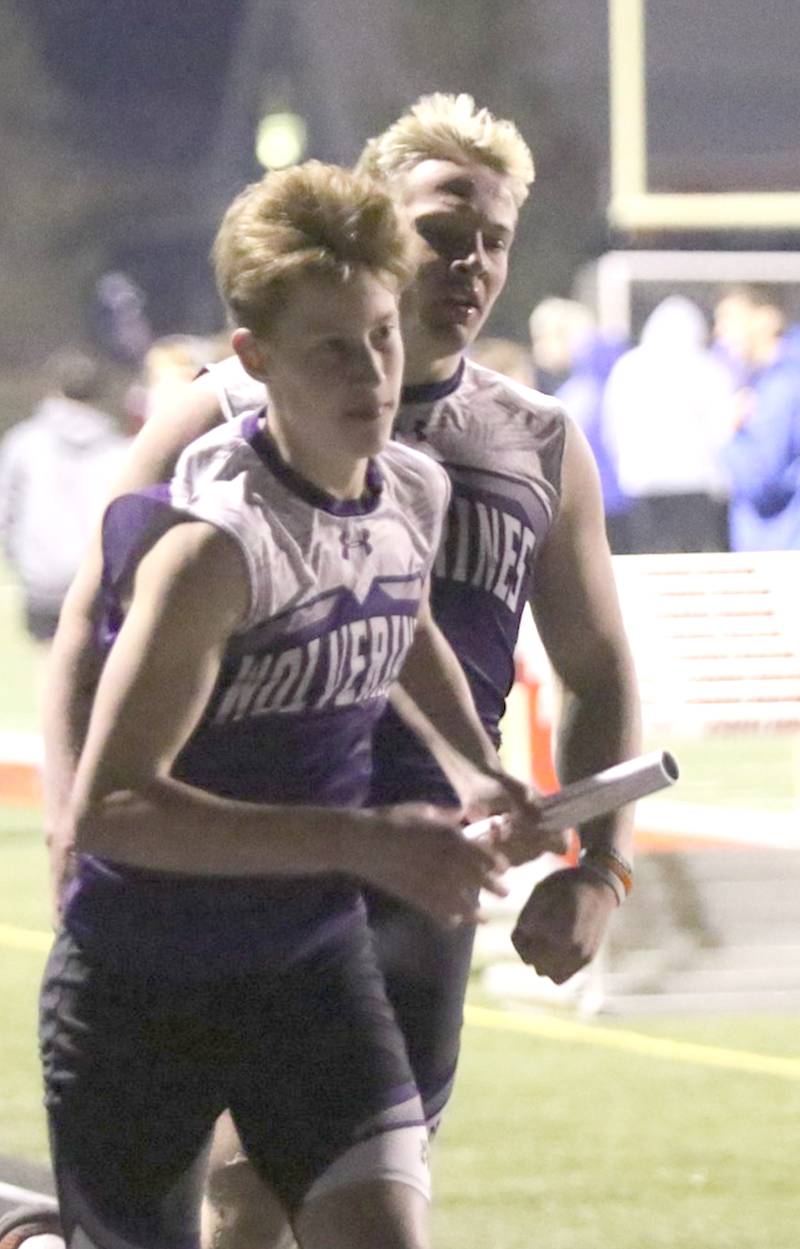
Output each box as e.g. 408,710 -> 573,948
2,0 -> 799,420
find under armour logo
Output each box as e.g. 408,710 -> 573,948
504,528 -> 522,596
340,528 -> 372,558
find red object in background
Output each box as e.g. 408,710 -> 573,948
518,661 -> 580,864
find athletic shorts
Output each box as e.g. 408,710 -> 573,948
40,923 -> 426,1248
365,887 -> 477,1131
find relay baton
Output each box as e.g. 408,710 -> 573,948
464,750 -> 679,841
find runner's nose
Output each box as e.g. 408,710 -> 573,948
451,236 -> 488,278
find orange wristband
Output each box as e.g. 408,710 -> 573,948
580,847 -> 634,898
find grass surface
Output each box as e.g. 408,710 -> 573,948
0,806 -> 51,1162
643,729 -> 799,811
2,809 -> 800,1248
434,1016 -> 800,1249
0,580 -> 41,736
1,558 -> 798,1244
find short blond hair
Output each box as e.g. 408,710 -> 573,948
356,93 -> 535,209
212,160 -> 413,335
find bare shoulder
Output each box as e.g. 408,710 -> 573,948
146,370 -> 225,428
533,414 -> 630,678
134,520 -> 250,637
119,374 -> 227,491
556,415 -> 605,523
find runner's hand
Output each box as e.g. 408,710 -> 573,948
511,866 -> 617,982
351,803 -> 509,928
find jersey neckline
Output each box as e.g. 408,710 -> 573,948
243,410 -> 384,517
401,357 -> 465,406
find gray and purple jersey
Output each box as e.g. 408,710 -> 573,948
206,356 -> 567,804
65,410 -> 450,977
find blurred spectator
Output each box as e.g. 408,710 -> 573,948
555,329 -> 631,553
528,297 -> 633,551
0,349 -> 130,645
92,271 -> 153,368
715,285 -> 800,550
469,335 -> 535,386
528,296 -> 595,394
602,295 -> 733,554
782,320 -> 800,364
712,285 -> 756,389
124,332 -> 231,430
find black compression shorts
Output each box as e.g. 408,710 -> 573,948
40,922 -> 424,1247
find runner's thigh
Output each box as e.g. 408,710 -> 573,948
41,931 -> 227,1249
230,923 -> 426,1216
365,888 -> 476,1128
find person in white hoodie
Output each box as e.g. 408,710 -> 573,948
602,295 -> 734,553
0,350 -> 130,643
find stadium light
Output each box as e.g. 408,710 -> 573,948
255,110 -> 307,170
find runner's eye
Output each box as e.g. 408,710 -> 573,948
416,221 -> 464,256
320,338 -> 349,356
373,323 -> 398,347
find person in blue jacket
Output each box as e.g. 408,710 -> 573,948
715,285 -> 800,551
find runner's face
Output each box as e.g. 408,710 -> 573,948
241,267 -> 404,468
398,159 -> 518,363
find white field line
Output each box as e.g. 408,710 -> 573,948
0,1179 -> 57,1208
464,1003 -> 800,1081
638,799 -> 799,849
0,731 -> 43,766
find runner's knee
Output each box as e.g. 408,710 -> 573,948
203,1154 -> 292,1249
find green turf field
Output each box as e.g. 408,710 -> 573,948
0,579 -> 41,736
642,728 -> 798,811
1,561 -> 799,1245
2,808 -> 800,1249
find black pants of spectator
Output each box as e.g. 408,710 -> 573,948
626,493 -> 728,554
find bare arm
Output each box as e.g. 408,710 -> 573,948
71,523 -> 370,875
71,524 -> 507,925
390,589 -> 565,855
511,418 -> 642,981
390,586 -> 498,800
43,374 -> 228,910
531,417 -> 641,861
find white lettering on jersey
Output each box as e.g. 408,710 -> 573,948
335,620 -> 368,707
214,615 -> 415,723
361,616 -> 390,697
214,654 -> 274,722
435,496 -> 536,609
472,502 -> 501,591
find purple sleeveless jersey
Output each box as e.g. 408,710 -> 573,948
206,357 -> 567,806
64,411 -> 450,978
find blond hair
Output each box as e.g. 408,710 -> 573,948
212,160 -> 413,335
356,93 -> 535,208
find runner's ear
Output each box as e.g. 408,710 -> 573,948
232,328 -> 270,383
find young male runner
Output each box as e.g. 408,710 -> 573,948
198,94 -> 640,1249
37,95 -> 639,1249
37,159 -> 549,1249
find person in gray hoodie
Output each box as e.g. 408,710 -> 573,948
601,295 -> 733,553
0,349 -> 130,643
